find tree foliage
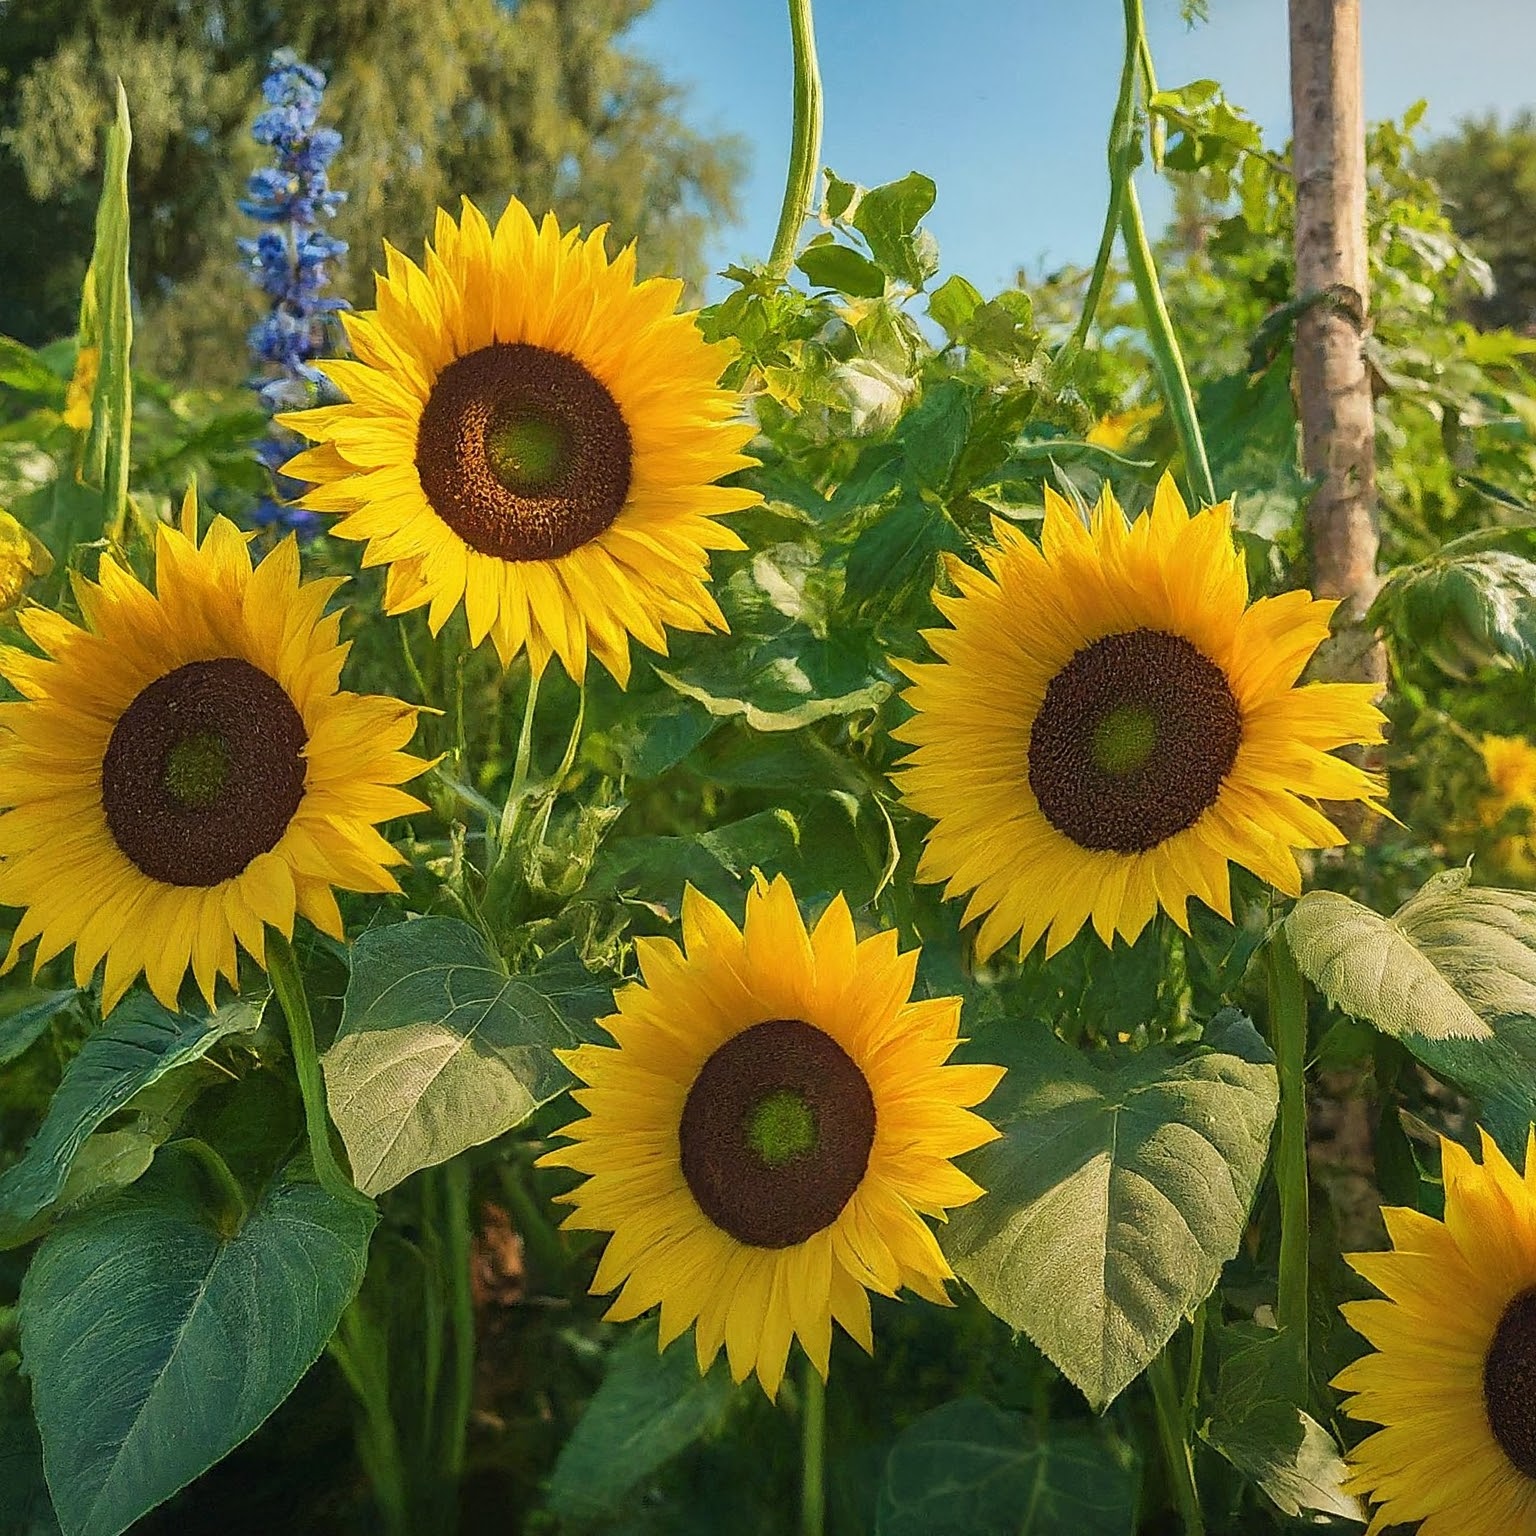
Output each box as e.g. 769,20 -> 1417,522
1420,112 -> 1536,334
0,0 -> 745,381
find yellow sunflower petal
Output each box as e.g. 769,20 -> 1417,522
281,195 -> 760,685
1336,1130 -> 1536,1534
0,492 -> 426,1011
538,878 -> 1001,1396
894,471 -> 1386,957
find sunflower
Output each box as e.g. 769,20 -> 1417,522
1480,734 -> 1536,826
277,195 -> 759,685
538,876 -> 1004,1397
0,492 -> 430,1013
1336,1129 -> 1536,1535
892,477 -> 1387,960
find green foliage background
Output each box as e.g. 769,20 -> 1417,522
3,18 -> 1536,1536
0,0 -> 745,381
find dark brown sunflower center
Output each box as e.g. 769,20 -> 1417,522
1027,628 -> 1242,854
1484,1286 -> 1536,1479
414,342 -> 632,562
678,1017 -> 876,1249
101,658 -> 308,887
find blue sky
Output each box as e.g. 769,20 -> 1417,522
629,0 -> 1536,297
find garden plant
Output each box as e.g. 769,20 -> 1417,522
4,2 -> 1536,1534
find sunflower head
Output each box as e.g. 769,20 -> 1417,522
277,195 -> 761,685
0,490 -> 431,1013
1480,734 -> 1536,827
892,476 -> 1388,961
539,876 -> 1004,1398
1336,1128 -> 1536,1536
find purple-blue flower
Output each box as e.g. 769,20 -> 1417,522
239,48 -> 348,545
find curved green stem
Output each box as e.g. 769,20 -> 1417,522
497,665 -> 542,855
169,1137 -> 248,1235
800,1356 -> 826,1536
1267,927 -> 1311,1364
1078,0 -> 1217,507
267,930 -> 366,1207
1120,177 -> 1217,507
768,0 -> 824,279
1149,1347 -> 1204,1536
1070,0 -> 1141,349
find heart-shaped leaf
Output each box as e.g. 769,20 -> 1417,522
943,1012 -> 1277,1409
0,993 -> 262,1233
20,1157 -> 375,1536
1285,868 -> 1536,1042
875,1397 -> 1138,1536
324,918 -> 606,1195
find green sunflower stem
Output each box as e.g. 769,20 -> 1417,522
497,664 -> 542,855
267,929 -> 365,1208
1119,176 -> 1217,510
1149,1346 -> 1204,1536
769,0 -> 824,281
1267,926 -> 1311,1366
800,1355 -> 827,1536
1070,0 -> 1141,350
437,1157 -> 476,1485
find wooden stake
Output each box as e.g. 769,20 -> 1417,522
1289,0 -> 1386,690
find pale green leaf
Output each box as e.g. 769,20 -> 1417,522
325,918 -> 598,1195
943,1013 -> 1277,1410
1284,869 -> 1528,1042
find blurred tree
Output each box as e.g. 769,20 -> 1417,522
1419,112 -> 1536,334
0,0 -> 746,382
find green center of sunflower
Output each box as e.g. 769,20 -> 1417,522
101,657 -> 309,888
745,1089 -> 818,1166
1027,628 -> 1243,855
415,342 -> 633,563
1484,1286 -> 1536,1479
485,411 -> 573,494
1091,705 -> 1159,776
679,1017 -> 876,1249
163,730 -> 231,810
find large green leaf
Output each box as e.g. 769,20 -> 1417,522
1382,548 -> 1536,678
0,990 -> 77,1068
0,994 -> 262,1233
1199,1324 -> 1361,1521
545,1323 -> 736,1523
0,1379 -> 60,1536
943,1013 -> 1277,1409
844,494 -> 960,610
324,918 -> 599,1195
1285,868 -> 1536,1042
1298,872 -> 1536,1152
19,1158 -> 376,1536
875,1398 -> 1138,1536
852,171 -> 940,289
